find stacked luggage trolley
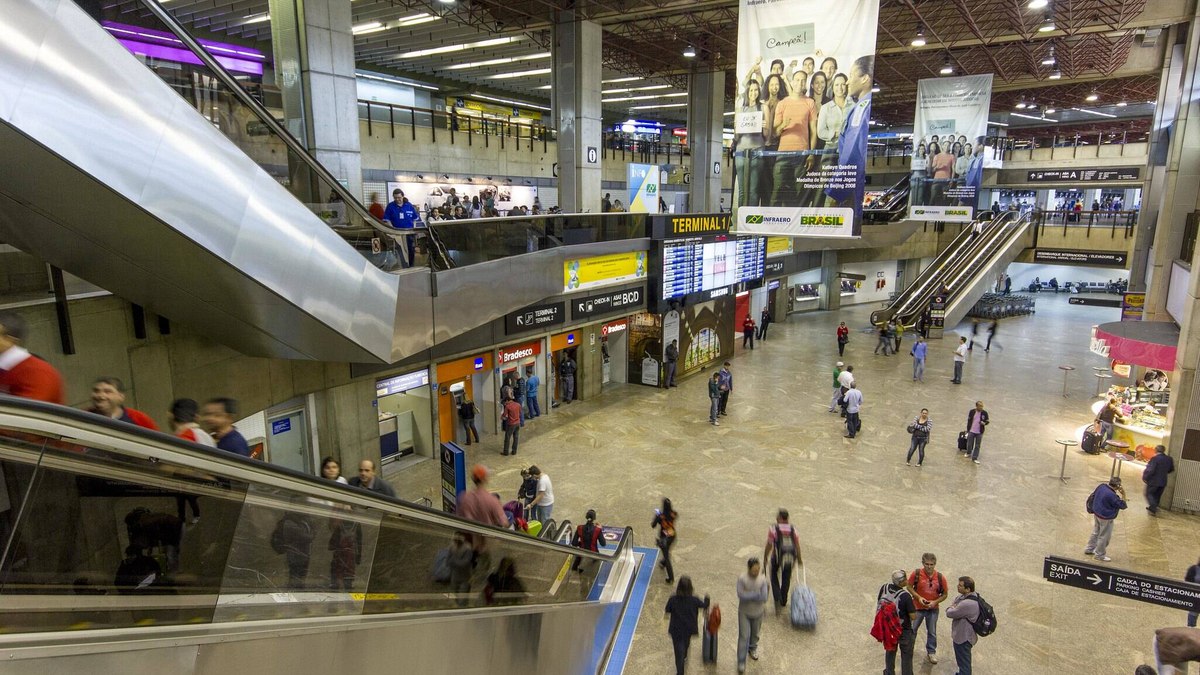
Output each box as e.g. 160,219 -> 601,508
968,292 -> 1036,320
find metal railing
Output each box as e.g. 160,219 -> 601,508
359,101 -> 556,154
1032,208 -> 1138,241
867,132 -> 1148,162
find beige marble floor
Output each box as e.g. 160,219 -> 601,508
392,294 -> 1196,674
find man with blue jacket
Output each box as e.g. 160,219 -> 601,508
383,188 -> 421,268
1085,476 -> 1127,562
1143,444 -> 1175,516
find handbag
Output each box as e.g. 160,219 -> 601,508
906,424 -> 915,434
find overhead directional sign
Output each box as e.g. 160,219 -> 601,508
505,301 -> 564,334
1027,168 -> 1141,182
1043,556 -> 1200,612
572,287 -> 644,320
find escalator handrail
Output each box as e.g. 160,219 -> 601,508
893,212 -> 1030,325
131,0 -> 397,245
893,214 -> 1012,324
937,215 -> 1031,305
0,395 -> 628,564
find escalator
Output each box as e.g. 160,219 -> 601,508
0,396 -> 639,674
871,210 -> 1032,330
863,175 -> 911,223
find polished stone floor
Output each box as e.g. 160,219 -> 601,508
392,294 -> 1196,674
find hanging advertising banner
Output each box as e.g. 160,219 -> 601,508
732,0 -> 879,238
564,252 -> 648,292
908,74 -> 994,222
627,163 -> 661,213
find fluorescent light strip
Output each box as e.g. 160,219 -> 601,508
723,111 -> 736,116
1071,107 -> 1117,118
602,84 -> 671,94
602,92 -> 689,103
470,93 -> 550,112
1011,112 -> 1057,122
487,67 -> 552,80
986,120 -> 1009,127
353,22 -> 383,35
603,76 -> 643,84
446,52 -> 550,70
400,36 -> 521,59
357,72 -> 440,91
535,85 -> 552,90
243,13 -> 270,24
629,103 -> 688,110
398,16 -> 439,27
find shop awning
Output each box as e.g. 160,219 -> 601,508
1094,321 -> 1179,371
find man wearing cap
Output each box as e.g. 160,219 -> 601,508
1085,476 -> 1127,562
876,569 -> 917,675
457,465 -> 508,547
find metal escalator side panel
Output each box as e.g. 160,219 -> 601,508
0,0 -> 401,362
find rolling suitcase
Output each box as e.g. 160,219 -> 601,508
702,604 -> 721,663
789,567 -> 818,628
957,431 -> 968,452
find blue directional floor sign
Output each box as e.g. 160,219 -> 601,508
1043,555 -> 1200,612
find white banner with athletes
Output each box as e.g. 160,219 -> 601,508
732,0 -> 879,239
908,74 -> 994,222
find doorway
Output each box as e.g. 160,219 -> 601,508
265,408 -> 310,474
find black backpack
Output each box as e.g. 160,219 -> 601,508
969,593 -> 997,637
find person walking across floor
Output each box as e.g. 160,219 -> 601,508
458,398 -> 481,444
1085,476 -> 1127,562
758,308 -> 772,342
736,557 -> 770,673
836,321 -> 849,356
708,373 -> 722,426
905,409 -> 932,467
985,320 -> 999,352
1143,444 -> 1175,516
945,576 -> 981,675
910,336 -> 927,383
664,576 -> 710,675
908,553 -> 950,664
653,498 -> 678,584
875,322 -> 893,355
501,396 -> 521,456
664,339 -> 679,388
763,509 -> 802,613
844,382 -> 863,438
527,466 -> 554,523
742,315 -> 756,349
893,322 -> 904,354
963,401 -> 989,463
718,361 -> 733,416
951,336 -> 968,384
837,365 -> 855,417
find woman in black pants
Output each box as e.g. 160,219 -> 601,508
652,498 -> 678,583
664,576 -> 709,675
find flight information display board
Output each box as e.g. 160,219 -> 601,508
661,236 -> 766,300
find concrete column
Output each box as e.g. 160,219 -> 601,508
552,13 -> 603,213
268,0 -> 363,197
819,250 -> 841,311
1131,26 -> 1185,294
687,70 -> 725,213
1132,17 -> 1200,513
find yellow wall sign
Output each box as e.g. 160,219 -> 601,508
565,252 -> 647,292
766,236 -> 793,257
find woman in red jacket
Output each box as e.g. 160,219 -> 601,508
837,321 -> 850,356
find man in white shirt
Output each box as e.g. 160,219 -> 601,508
951,337 -> 968,384
844,382 -> 863,438
528,465 -> 554,522
837,365 -> 855,417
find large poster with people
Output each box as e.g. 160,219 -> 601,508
907,74 -> 993,222
385,181 -> 538,219
732,0 -> 879,239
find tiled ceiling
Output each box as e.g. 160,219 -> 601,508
115,0 -> 1168,128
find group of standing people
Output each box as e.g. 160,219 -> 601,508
741,308 -> 773,349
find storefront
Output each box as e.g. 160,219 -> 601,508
786,268 -> 822,314
600,318 -> 629,388
497,339 -> 545,415
435,352 -> 495,446
374,368 -> 433,471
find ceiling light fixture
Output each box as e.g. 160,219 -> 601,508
356,72 -> 439,91
1048,70 -> 1062,79
1072,106 -> 1116,118
602,92 -> 689,103
871,85 -> 880,93
603,84 -> 672,94
242,13 -> 270,24
1038,13 -> 1056,32
1116,100 -> 1128,107
487,67 -> 552,80
683,45 -> 697,58
1011,111 -> 1057,122
436,0 -> 455,5
397,14 -> 439,27
352,21 -> 383,35
911,26 -> 926,47
1085,92 -> 1098,102
1045,107 -> 1056,114
400,36 -> 521,59
445,53 -> 550,70
603,76 -> 643,84
939,55 -> 954,75
1028,0 -> 1049,8
629,102 -> 689,110
1015,99 -> 1027,109
1042,47 -> 1056,65
470,92 -> 551,112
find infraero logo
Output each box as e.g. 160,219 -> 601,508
745,214 -> 764,224
647,184 -> 658,194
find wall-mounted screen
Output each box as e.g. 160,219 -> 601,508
661,237 -> 766,300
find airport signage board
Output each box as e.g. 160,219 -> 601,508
1027,168 -> 1141,182
505,301 -> 564,334
1033,249 -> 1128,268
1043,556 -> 1200,612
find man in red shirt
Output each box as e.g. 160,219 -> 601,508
0,310 -> 65,404
88,376 -> 158,430
742,315 -> 757,349
502,398 -> 522,456
908,552 -> 950,664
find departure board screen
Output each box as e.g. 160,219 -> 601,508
661,237 -> 766,300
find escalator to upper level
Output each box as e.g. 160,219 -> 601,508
871,210 -> 1032,330
863,175 -> 910,223
0,396 -> 639,674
